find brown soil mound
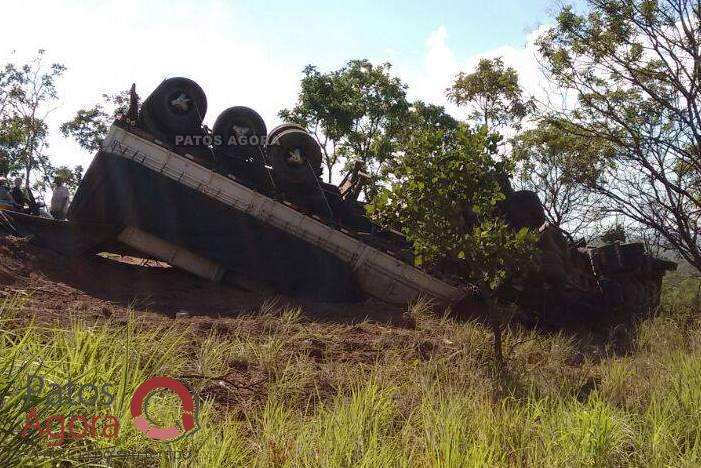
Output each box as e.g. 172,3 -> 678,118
0,235 -> 405,327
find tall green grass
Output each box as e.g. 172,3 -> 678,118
1,280 -> 701,467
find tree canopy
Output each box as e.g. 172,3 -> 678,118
370,122 -> 537,291
447,57 -> 534,130
60,89 -> 130,153
512,120 -> 613,236
280,59 -> 409,195
0,50 -> 67,192
538,0 -> 701,270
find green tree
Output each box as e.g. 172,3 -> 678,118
280,59 -> 409,195
600,223 -> 627,245
447,57 -> 534,131
0,62 -> 22,121
0,116 -> 29,176
0,51 -> 67,192
397,100 -> 458,142
370,123 -> 538,363
512,120 -> 612,237
0,116 -> 49,183
52,165 -> 84,193
538,0 -> 701,272
60,89 -> 130,152
279,64 -> 354,183
379,100 -> 459,181
1,62 -> 29,176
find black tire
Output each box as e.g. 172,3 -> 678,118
266,123 -> 306,148
212,106 -> 267,161
619,243 -> 645,270
504,190 -> 546,230
267,129 -> 322,185
138,102 -> 170,141
141,77 -> 207,136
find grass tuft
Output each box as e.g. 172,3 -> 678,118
2,278 -> 701,466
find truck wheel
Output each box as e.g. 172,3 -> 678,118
212,106 -> 267,161
267,123 -> 306,147
504,190 -> 546,229
138,103 -> 169,142
267,129 -> 322,185
141,77 -> 207,136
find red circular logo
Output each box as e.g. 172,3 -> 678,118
130,376 -> 198,441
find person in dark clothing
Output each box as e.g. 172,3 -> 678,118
10,177 -> 26,209
0,177 -> 13,206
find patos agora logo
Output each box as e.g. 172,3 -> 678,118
130,376 -> 199,442
21,375 -> 199,446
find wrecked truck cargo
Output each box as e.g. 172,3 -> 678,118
67,122 -> 467,305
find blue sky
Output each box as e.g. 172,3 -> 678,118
0,0 -> 579,172
229,0 -> 559,67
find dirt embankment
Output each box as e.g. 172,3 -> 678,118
2,235 -> 626,420
0,236 -> 462,415
0,235 -> 406,328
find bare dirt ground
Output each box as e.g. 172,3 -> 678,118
1,234 -> 622,423
0,235 -> 462,416
0,235 -> 406,328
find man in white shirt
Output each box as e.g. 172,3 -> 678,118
50,178 -> 70,221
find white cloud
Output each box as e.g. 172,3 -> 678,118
401,24 -> 552,120
396,26 -> 458,115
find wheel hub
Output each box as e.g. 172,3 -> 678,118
170,93 -> 192,112
286,148 -> 304,165
232,125 -> 250,137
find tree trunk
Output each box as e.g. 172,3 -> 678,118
492,320 -> 503,367
476,279 -> 505,367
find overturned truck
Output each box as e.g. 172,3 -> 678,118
67,79 -> 462,306
4,77 -> 676,325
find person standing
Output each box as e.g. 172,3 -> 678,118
50,177 -> 70,221
10,177 -> 26,210
0,178 -> 14,206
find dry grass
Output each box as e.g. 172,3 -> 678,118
1,276 -> 701,466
